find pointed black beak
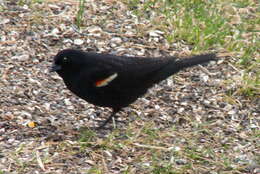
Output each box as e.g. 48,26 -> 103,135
50,64 -> 61,72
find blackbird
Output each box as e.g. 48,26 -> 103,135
50,49 -> 216,128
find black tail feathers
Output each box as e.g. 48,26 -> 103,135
175,53 -> 216,70
150,53 -> 216,84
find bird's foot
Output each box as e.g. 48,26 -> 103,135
94,115 -> 116,130
95,116 -> 127,130
93,109 -> 122,130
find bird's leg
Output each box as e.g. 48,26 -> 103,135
97,108 -> 120,129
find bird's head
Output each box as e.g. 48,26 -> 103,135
50,49 -> 86,76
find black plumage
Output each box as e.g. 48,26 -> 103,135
51,49 -> 216,128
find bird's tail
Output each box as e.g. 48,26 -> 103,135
174,54 -> 216,70
150,53 -> 216,84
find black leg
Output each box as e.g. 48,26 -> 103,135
96,108 -> 120,129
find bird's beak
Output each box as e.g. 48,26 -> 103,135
50,64 -> 61,72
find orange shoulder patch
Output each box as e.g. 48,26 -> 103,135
95,73 -> 118,87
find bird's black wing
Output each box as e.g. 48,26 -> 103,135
75,55 -> 173,108
79,53 -> 172,88
110,55 -> 175,88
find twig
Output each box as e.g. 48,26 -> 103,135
36,151 -> 45,171
132,143 -> 173,151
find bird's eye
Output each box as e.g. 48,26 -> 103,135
63,57 -> 68,62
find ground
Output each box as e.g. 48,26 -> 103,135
0,0 -> 259,174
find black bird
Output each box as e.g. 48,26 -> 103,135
50,49 -> 216,129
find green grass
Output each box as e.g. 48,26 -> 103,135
78,128 -> 96,143
76,0 -> 86,29
86,167 -> 103,174
152,164 -> 176,174
17,0 -> 44,6
123,0 -> 259,98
